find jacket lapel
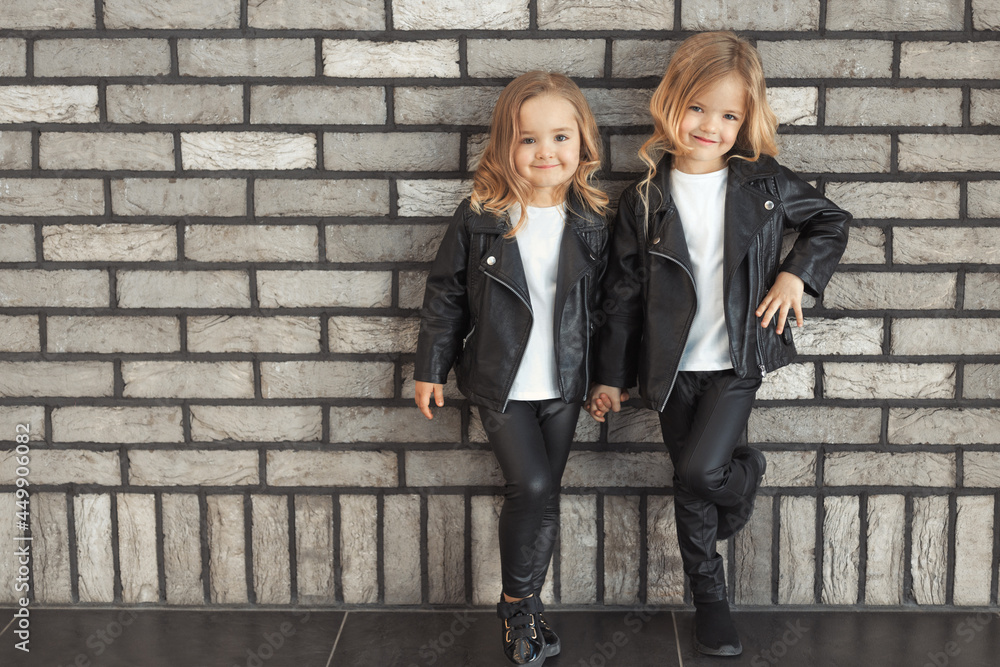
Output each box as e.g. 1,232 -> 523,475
479,220 -> 531,310
723,158 -> 780,281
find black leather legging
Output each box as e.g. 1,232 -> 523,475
658,369 -> 762,603
478,399 -> 579,599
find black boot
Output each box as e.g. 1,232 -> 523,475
716,446 -> 766,540
693,598 -> 742,656
538,613 -> 560,657
497,594 -> 546,665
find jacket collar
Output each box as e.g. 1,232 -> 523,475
468,188 -> 607,233
654,153 -> 779,213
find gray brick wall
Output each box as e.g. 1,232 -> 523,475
0,0 -> 997,610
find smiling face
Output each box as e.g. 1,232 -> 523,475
673,74 -> 746,174
512,94 -> 581,207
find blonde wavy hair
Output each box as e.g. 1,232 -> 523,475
637,31 -> 779,213
471,71 -> 607,238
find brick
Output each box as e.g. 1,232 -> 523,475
563,452 -> 671,487
34,39 -> 170,77
758,40 -> 892,79
181,132 -> 315,171
268,451 -> 397,487
467,39 -> 604,77
0,39 -> 25,77
33,493 -> 72,603
323,40 -> 459,78
828,0 -> 962,29
603,495 -> 641,604
190,406 -> 322,443
0,361 -> 112,398
777,134 -> 891,174
261,361 -> 394,399
969,181 -> 1000,218
104,0 -> 239,28
0,178 -> 104,216
0,496 -> 18,602
41,132 -> 174,171
467,133 -> 489,171
405,451 -> 501,487
778,496 -> 815,604
972,89 -> 1000,127
0,223 -> 34,261
646,495 -> 685,604
0,0 -> 95,28
965,452 -> 1000,487
75,494 -> 115,603
0,315 -> 37,352
890,408 -> 1000,445
750,407 -> 880,444
161,494 -> 202,604
179,39 -> 314,78
902,42 -> 1000,80
188,316 -> 320,353
975,0 -> 1000,29
340,494 -> 378,603
607,406 -> 662,444
901,135 -> 1000,173
0,131 -> 30,169
824,452 -> 956,487
609,134 -> 645,173
0,449 -> 119,485
117,494 -> 158,603
0,86 -> 98,123
954,496 -> 994,606
865,495 -> 905,605
394,0 -> 528,29
822,496 -> 859,605
757,363 -> 815,400
252,495 -> 290,604
43,224 -> 176,262
826,88 -> 961,128
256,179 -> 388,217
911,495 -> 948,604
249,0 -> 383,29
683,0 -> 817,30
52,406 -> 183,444
397,180 -> 470,217
251,86 -> 386,125
560,494 -> 598,604
965,364 -> 1000,399
128,448 -> 260,486
294,495 -> 335,604
763,451 -> 817,487
582,88 -> 652,126
122,360 -> 254,399
0,269 -> 106,307
825,272 -> 955,310
895,227 -> 1000,265
398,270 -> 429,309
108,85 -> 243,125
326,224 -> 446,263
328,315 -> 418,354
769,87 -> 818,126
892,318 -> 1000,355
824,363 -> 955,400
112,178 -> 246,217
206,495 -> 247,603
0,406 -> 44,441
735,495 -> 773,605
332,406 -> 460,443
47,316 -> 179,354
825,181 -> 959,220
383,494 -> 421,604
611,40 -> 679,78
324,132 -> 460,172
470,494 -> 503,604
185,224 -> 318,262
427,495 -> 465,604
257,270 -> 392,308
117,270 -> 249,308
395,87 -> 502,125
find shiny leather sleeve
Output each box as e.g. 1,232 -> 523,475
594,186 -> 646,389
775,165 -> 852,297
413,202 -> 472,385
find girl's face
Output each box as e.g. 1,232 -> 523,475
513,94 -> 581,207
673,74 -> 746,174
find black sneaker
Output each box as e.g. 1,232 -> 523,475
717,446 -> 767,540
693,599 -> 742,656
497,595 -> 546,665
538,612 -> 560,657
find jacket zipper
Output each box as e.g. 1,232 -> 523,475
484,271 -> 532,412
649,248 -> 697,412
755,241 -> 768,378
583,274 -> 591,391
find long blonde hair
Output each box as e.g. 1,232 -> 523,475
471,71 -> 607,238
637,31 -> 779,213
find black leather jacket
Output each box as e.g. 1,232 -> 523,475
595,155 -> 851,411
414,193 -> 609,412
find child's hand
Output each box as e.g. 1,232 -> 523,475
415,381 -> 444,420
756,271 -> 805,335
586,384 -> 629,423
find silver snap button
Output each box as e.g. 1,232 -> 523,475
651,236 -> 660,245
764,201 -> 775,210
486,256 -> 496,265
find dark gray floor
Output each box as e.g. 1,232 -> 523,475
2,607 -> 998,666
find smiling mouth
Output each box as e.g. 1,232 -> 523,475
693,136 -> 716,145
533,164 -> 560,169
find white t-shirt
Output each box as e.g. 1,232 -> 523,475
671,167 -> 733,371
507,204 -> 565,400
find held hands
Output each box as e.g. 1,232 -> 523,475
414,380 -> 445,420
585,384 -> 630,423
755,271 -> 805,335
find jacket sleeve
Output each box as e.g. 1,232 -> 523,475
594,186 -> 646,390
413,202 -> 472,385
775,164 -> 852,297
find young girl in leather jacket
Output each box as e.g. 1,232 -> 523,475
414,71 -> 609,666
587,32 -> 851,656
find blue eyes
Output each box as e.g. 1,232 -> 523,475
689,106 -> 740,121
522,135 -> 569,144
